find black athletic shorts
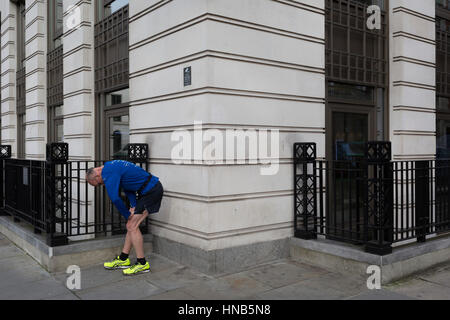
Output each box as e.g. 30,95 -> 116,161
135,181 -> 164,215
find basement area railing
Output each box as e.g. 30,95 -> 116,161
294,142 -> 450,255
0,143 -> 150,246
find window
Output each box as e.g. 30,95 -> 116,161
436,5 -> 450,158
48,0 -> 64,143
437,0 -> 450,10
328,82 -> 374,102
48,0 -> 63,50
106,88 -> 130,107
97,0 -> 129,21
16,0 -> 26,158
325,0 -> 388,87
104,0 -> 129,16
16,1 -> 25,70
95,3 -> 129,93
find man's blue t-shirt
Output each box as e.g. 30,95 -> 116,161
101,160 -> 159,219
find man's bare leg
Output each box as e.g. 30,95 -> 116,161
122,232 -> 132,255
126,210 -> 149,259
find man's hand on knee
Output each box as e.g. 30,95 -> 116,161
126,214 -> 139,232
126,210 -> 148,232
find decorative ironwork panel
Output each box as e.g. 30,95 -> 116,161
127,144 -> 148,163
325,0 -> 388,87
46,143 -> 69,163
294,143 -> 318,239
47,45 -> 64,108
16,67 -> 26,115
365,141 -> 391,163
0,146 -> 12,159
95,5 -> 129,93
294,143 -> 317,163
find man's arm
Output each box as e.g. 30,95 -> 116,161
104,174 -> 131,220
125,190 -> 137,208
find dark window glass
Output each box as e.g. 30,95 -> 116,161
437,97 -> 450,112
333,112 -> 368,161
437,0 -> 450,10
109,115 -> 129,160
353,0 -> 385,10
48,0 -> 63,50
326,0 -> 387,87
17,1 -> 26,69
106,88 -> 129,107
328,82 -> 374,102
104,0 -> 129,17
437,119 -> 450,158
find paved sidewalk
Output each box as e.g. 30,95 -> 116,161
0,232 -> 449,300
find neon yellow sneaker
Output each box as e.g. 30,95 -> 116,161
123,262 -> 151,276
104,256 -> 131,270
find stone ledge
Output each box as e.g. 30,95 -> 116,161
290,235 -> 450,284
0,216 -> 153,272
152,235 -> 290,276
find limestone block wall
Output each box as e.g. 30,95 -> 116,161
389,0 -> 436,160
62,0 -> 95,161
389,0 -> 437,245
129,0 -> 326,251
24,0 -> 47,160
62,0 -> 95,239
0,1 -> 19,156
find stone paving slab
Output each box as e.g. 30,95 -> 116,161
146,253 -> 182,273
417,264 -> 450,288
1,231 -> 449,300
53,264 -> 130,291
181,273 -> 273,300
255,277 -> 352,300
43,292 -> 81,300
386,278 -> 450,300
237,259 -> 330,289
0,255 -> 52,289
346,289 -> 416,300
0,242 -> 24,261
254,271 -> 369,300
74,278 -> 165,300
0,277 -> 71,300
142,288 -> 197,300
143,266 -> 214,291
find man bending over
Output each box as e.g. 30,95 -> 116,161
86,160 -> 163,275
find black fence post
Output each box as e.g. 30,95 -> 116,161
364,142 -> 394,255
0,146 -> 12,216
415,161 -> 430,243
294,143 -> 317,240
46,143 -> 69,247
128,143 -> 150,235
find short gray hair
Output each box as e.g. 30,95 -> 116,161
86,168 -> 96,181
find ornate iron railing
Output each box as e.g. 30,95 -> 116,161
0,143 -> 150,246
294,142 -> 450,255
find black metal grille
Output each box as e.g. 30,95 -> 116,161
47,45 -> 64,108
46,142 -> 69,163
295,142 -> 450,255
94,5 -> 129,93
127,144 -> 149,163
325,0 -> 388,87
16,67 -> 26,115
0,143 -> 150,246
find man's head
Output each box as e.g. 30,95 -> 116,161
86,167 -> 104,187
